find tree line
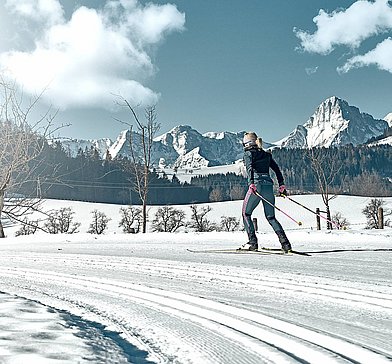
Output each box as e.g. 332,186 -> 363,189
16,142 -> 391,206
15,198 -> 391,238
18,141 -> 210,205
273,145 -> 392,196
191,145 -> 391,201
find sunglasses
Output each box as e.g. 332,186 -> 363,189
242,140 -> 255,147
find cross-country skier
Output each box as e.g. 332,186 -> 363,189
241,132 -> 292,253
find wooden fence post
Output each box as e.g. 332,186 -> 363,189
316,208 -> 321,230
378,207 -> 384,229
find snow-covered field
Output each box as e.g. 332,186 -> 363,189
0,195 -> 391,363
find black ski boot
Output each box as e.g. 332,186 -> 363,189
239,242 -> 258,251
277,231 -> 292,253
239,234 -> 258,251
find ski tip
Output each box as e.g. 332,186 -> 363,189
291,250 -> 311,256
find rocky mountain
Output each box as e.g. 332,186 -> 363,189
154,126 -> 249,168
109,125 -> 279,169
58,97 -> 390,168
274,96 -> 388,148
384,113 -> 392,127
108,125 -> 248,168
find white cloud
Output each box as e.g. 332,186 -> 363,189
6,0 -> 64,26
338,37 -> 392,73
0,0 -> 185,109
305,66 -> 319,75
104,1 -> 186,45
294,0 -> 392,55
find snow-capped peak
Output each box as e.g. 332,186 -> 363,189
275,96 -> 388,148
384,113 -> 392,127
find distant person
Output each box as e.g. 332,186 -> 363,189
240,132 -> 292,253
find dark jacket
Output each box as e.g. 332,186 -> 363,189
243,147 -> 284,185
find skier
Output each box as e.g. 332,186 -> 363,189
241,132 -> 292,253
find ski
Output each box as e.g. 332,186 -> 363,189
187,248 -> 311,256
259,247 -> 311,256
187,248 -> 287,255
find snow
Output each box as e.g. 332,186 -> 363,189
368,135 -> 392,147
172,147 -> 210,169
161,159 -> 244,183
0,293 -> 134,363
276,97 -> 388,149
384,113 -> 392,127
304,97 -> 349,148
108,130 -> 129,159
202,131 -> 225,140
52,138 -> 112,159
0,195 -> 392,363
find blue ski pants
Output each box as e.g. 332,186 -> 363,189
242,180 -> 284,241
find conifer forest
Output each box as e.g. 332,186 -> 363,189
18,142 -> 392,205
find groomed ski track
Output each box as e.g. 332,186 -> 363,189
1,233 -> 391,364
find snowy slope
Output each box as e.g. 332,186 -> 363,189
368,136 -> 392,147
0,196 -> 391,363
161,159 -> 245,183
57,137 -> 112,158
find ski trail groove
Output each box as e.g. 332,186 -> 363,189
0,267 -> 297,363
0,266 -> 390,364
5,253 -> 391,310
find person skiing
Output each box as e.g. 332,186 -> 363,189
240,131 -> 292,253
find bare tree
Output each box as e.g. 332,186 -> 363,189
305,148 -> 342,229
188,205 -> 216,232
119,206 -> 142,233
152,206 -> 185,232
15,217 -> 39,236
87,209 -> 111,234
0,78 -> 56,237
219,216 -> 240,232
43,207 -> 81,234
116,100 -> 160,233
331,212 -> 349,230
362,198 -> 391,229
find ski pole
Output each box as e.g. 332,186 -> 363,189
254,190 -> 302,226
283,195 -> 341,229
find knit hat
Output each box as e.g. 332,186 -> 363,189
242,132 -> 257,148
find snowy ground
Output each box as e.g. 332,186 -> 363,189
0,195 -> 391,363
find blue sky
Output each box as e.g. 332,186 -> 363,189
0,0 -> 391,142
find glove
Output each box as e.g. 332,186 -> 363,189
278,184 -> 288,196
249,183 -> 257,194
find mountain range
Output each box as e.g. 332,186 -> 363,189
59,96 -> 391,169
